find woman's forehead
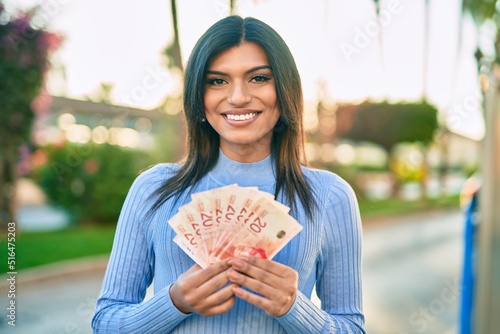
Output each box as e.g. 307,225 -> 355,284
207,42 -> 271,72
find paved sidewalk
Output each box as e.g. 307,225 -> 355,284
0,255 -> 109,290
363,209 -> 463,334
0,255 -> 109,334
0,209 -> 464,333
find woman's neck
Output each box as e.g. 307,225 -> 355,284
219,142 -> 271,163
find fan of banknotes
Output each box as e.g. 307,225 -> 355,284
168,184 -> 303,268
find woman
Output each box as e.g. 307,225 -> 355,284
92,16 -> 365,333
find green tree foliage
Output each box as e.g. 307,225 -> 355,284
464,0 -> 497,23
464,0 -> 500,64
343,101 -> 439,152
342,100 -> 438,198
31,143 -> 156,224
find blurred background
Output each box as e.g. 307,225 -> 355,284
0,0 -> 498,333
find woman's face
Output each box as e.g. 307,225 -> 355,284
203,42 -> 280,162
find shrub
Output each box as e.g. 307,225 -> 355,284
31,142 -> 155,224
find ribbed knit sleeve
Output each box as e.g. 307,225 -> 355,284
275,173 -> 365,333
92,165 -> 191,333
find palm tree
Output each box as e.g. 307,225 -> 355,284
372,0 -> 431,97
165,0 -> 183,72
230,0 -> 236,15
437,0 -> 468,197
422,0 -> 430,99
372,0 -> 385,71
160,0 -> 185,160
461,2 -> 500,333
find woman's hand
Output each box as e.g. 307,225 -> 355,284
227,256 -> 298,317
170,260 -> 237,316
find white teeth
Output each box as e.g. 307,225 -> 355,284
226,113 -> 257,121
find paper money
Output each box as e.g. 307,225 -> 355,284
168,185 -> 302,268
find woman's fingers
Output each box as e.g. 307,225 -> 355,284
234,256 -> 291,277
170,261 -> 236,315
227,267 -> 276,297
185,260 -> 231,285
228,269 -> 295,316
227,256 -> 298,317
232,285 -> 275,313
228,256 -> 297,288
200,283 -> 238,316
170,257 -> 298,317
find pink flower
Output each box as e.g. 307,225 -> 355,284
84,159 -> 100,175
31,149 -> 48,168
37,31 -> 63,55
31,88 -> 53,115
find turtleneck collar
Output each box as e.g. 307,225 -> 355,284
208,149 -> 276,187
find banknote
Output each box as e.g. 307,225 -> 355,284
214,187 -> 290,257
173,235 -> 208,268
168,185 -> 300,268
168,208 -> 205,258
212,196 -> 302,262
213,186 -> 258,259
189,185 -> 234,260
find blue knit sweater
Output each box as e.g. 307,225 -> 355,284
92,151 -> 365,333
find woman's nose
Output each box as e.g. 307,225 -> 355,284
227,81 -> 251,106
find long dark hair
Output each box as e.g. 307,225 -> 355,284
150,16 -> 316,220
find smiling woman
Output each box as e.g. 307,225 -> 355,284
92,15 -> 365,334
204,42 -> 280,162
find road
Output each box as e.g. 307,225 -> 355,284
0,209 -> 465,334
363,209 -> 464,334
0,272 -> 104,333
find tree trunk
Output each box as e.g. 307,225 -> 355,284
0,144 -> 18,231
373,0 -> 385,71
437,129 -> 449,198
419,146 -> 428,201
474,61 -> 500,334
169,0 -> 183,72
388,151 -> 402,198
230,0 -> 236,15
422,0 -> 430,99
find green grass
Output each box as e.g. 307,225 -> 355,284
358,194 -> 461,220
0,225 -> 116,273
0,195 -> 461,272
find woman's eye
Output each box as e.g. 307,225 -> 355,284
251,75 -> 271,83
207,78 -> 225,85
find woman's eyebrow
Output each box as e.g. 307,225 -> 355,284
206,65 -> 272,76
245,65 -> 272,74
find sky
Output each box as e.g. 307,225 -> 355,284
2,0 -> 486,140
